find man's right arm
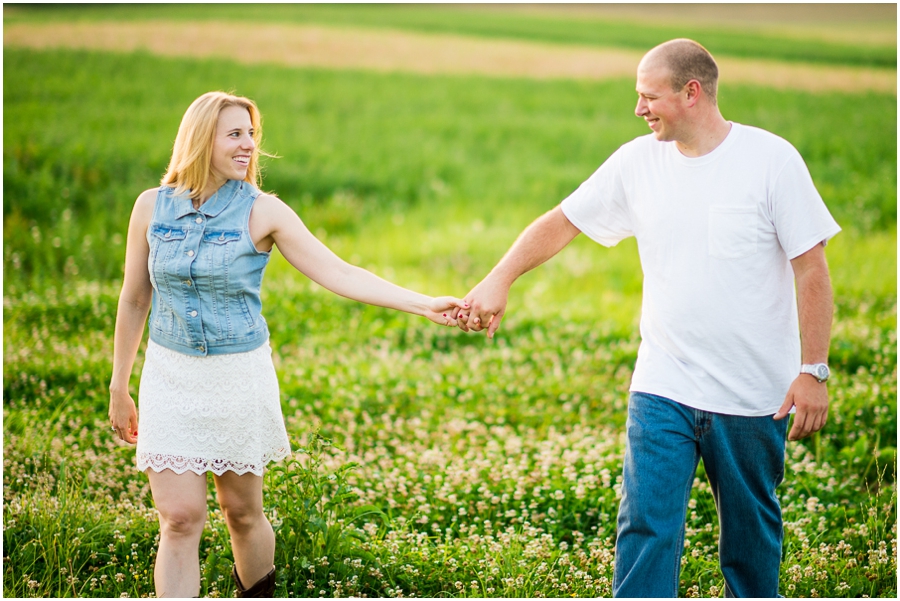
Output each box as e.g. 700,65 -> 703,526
459,205 -> 581,337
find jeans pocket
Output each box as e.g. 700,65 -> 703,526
708,206 -> 758,259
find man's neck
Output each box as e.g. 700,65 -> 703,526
675,115 -> 732,158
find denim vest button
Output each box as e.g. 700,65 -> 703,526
195,217 -> 203,224
164,231 -> 171,238
187,250 -> 195,257
184,280 -> 192,286
190,310 -> 198,317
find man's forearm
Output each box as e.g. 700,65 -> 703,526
779,243 -> 833,440
792,244 -> 833,364
459,205 -> 580,336
486,205 -> 581,287
797,273 -> 833,363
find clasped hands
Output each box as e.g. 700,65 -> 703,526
439,277 -> 509,338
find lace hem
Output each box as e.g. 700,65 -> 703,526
137,448 -> 291,477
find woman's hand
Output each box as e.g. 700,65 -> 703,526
424,296 -> 468,327
109,389 -> 139,445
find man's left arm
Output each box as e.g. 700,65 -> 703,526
774,242 -> 834,441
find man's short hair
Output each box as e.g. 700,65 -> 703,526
653,39 -> 719,104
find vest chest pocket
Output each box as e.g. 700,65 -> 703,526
199,229 -> 243,268
150,225 -> 188,243
148,225 -> 187,284
204,230 -> 242,244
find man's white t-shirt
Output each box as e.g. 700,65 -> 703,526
561,123 -> 841,416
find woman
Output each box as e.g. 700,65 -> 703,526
108,91 -> 463,598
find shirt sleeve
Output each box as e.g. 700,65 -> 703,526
770,150 -> 842,259
560,147 -> 634,247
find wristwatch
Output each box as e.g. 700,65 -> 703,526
800,363 -> 830,383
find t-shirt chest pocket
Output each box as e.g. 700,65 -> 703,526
708,206 -> 758,259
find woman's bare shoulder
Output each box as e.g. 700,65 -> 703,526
131,187 -> 159,225
254,192 -> 298,220
255,191 -> 287,208
136,187 -> 158,204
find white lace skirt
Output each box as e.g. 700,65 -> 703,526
136,339 -> 292,476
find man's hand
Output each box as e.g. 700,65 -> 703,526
457,275 -> 510,338
773,374 -> 828,441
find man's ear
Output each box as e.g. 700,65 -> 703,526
684,79 -> 702,107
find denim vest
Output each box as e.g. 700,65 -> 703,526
147,179 -> 270,356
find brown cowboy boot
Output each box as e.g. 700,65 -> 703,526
232,565 -> 276,598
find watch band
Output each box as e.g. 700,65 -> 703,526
800,363 -> 830,383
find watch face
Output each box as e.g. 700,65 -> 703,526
814,364 -> 829,380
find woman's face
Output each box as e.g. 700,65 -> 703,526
209,104 -> 256,187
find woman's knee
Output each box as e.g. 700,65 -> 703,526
219,496 -> 264,533
158,503 -> 207,538
148,469 -> 208,538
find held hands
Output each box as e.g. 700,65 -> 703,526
773,374 -> 828,441
456,276 -> 510,339
425,296 -> 470,327
108,390 -> 139,445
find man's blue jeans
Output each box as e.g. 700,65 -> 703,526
613,392 -> 789,597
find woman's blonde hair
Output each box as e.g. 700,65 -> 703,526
161,91 -> 266,199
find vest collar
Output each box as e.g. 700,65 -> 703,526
173,179 -> 242,219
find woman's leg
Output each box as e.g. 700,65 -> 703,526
213,471 -> 275,588
147,469 -> 209,598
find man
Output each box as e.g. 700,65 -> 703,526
456,39 -> 840,597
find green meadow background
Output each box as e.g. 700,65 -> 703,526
3,4 -> 896,598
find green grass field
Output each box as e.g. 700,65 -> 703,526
3,7 -> 897,598
4,3 -> 896,68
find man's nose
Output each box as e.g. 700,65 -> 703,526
635,97 -> 647,118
